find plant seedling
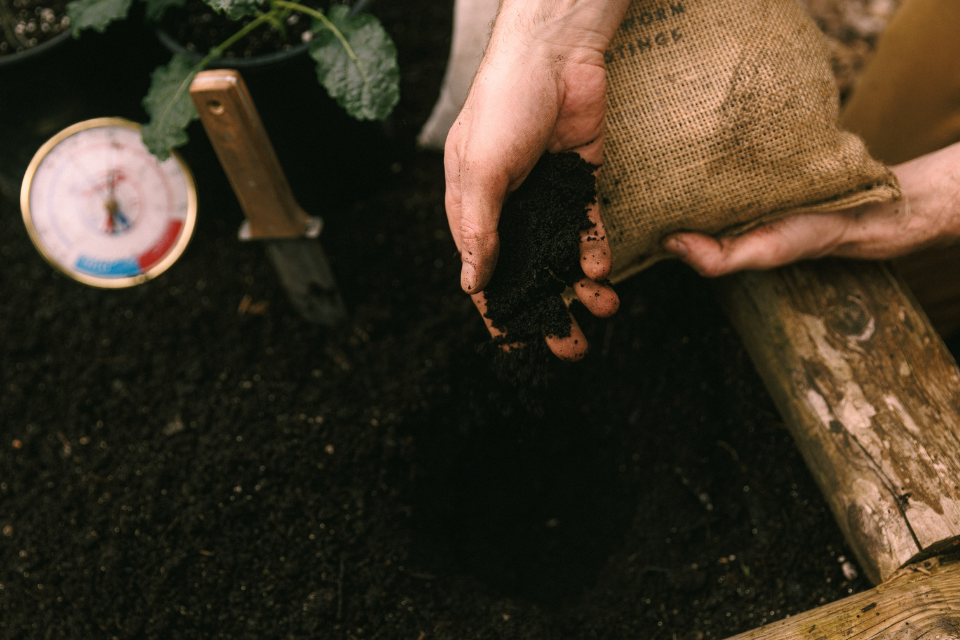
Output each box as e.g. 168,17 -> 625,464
65,0 -> 400,158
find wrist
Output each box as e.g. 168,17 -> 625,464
890,141 -> 960,246
491,0 -> 630,62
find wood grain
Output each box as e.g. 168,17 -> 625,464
189,69 -> 347,325
717,260 -> 960,584
189,70 -> 311,239
724,556 -> 960,640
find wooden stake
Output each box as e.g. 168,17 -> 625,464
190,69 -> 347,326
716,260 -> 960,585
725,556 -> 960,640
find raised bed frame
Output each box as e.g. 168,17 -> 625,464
716,261 -> 960,639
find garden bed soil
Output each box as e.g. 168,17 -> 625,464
0,1 -> 909,638
159,0 -> 318,59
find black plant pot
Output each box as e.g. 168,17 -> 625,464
0,30 -> 76,196
156,26 -> 310,69
0,17 -> 170,197
155,25 -> 396,232
0,27 -> 71,68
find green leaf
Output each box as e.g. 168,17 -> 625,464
141,54 -> 201,160
309,5 -> 400,121
143,0 -> 186,22
202,0 -> 261,20
66,0 -> 132,36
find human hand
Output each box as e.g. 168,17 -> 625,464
444,0 -> 629,360
661,141 -> 960,276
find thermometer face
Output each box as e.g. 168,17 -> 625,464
21,118 -> 197,288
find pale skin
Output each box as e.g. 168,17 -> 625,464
444,0 -> 630,361
661,140 -> 960,275
447,0 -> 960,356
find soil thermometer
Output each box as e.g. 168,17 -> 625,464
20,118 -> 197,288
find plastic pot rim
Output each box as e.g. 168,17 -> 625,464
0,29 -> 72,68
155,27 -> 310,70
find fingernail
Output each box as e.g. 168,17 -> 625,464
665,237 -> 688,258
461,263 -> 476,292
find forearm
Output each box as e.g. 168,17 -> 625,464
886,140 -> 960,249
490,0 -> 631,62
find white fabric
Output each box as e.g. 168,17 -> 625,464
417,0 -> 499,150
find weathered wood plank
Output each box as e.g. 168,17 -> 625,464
716,260 -> 960,585
723,556 -> 960,640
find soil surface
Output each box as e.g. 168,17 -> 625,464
0,1 -> 917,639
160,0 -> 322,59
0,0 -> 69,56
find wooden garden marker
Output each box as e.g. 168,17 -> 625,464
716,260 -> 960,639
190,69 -> 348,326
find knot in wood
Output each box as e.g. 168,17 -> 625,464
827,295 -> 874,342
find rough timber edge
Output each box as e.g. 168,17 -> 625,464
722,555 -> 960,640
716,260 -> 960,586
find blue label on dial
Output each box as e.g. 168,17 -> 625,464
75,255 -> 141,277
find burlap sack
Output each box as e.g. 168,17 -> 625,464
600,0 -> 901,281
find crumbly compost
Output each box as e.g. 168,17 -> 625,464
161,0 -> 320,59
482,151 -> 598,345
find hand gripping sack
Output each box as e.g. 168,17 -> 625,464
599,0 -> 901,281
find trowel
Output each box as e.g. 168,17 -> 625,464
189,69 -> 347,325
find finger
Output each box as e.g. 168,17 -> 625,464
443,114 -> 509,294
470,292 -> 524,352
447,134 -> 510,295
661,213 -> 850,277
443,150 -> 464,254
544,312 -> 589,361
473,292 -> 588,360
470,291 -> 507,341
574,278 -> 619,318
565,132 -> 612,282
580,193 -> 613,281
459,223 -> 500,295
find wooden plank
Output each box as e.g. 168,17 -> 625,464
894,246 -> 960,337
716,260 -> 960,584
723,556 -> 960,640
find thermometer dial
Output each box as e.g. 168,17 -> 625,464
20,118 -> 198,288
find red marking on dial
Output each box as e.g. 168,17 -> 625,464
138,220 -> 183,270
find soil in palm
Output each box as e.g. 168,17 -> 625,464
483,152 -> 598,346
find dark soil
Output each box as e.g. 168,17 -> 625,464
0,0 -> 69,56
0,1 -> 893,639
160,0 -> 324,60
483,152 -> 597,345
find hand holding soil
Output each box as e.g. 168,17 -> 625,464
480,151 -> 617,363
443,0 -> 627,359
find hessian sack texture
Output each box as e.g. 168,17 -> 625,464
599,0 -> 901,281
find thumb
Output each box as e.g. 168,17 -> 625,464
459,209 -> 502,294
456,157 -> 510,294
661,214 -> 848,277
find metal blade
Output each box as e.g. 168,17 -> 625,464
264,238 -> 347,325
